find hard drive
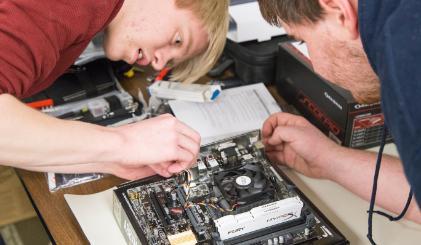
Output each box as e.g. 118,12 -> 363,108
113,131 -> 349,245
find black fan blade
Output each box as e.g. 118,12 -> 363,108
254,171 -> 263,181
239,189 -> 250,198
253,178 -> 267,189
243,163 -> 263,173
222,182 -> 234,192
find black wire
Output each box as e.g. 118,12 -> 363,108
367,126 -> 388,245
372,188 -> 413,221
366,125 -> 413,244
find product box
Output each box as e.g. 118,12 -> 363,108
276,42 -> 392,148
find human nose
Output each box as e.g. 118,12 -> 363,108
151,50 -> 169,71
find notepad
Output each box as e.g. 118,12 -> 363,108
169,83 -> 281,145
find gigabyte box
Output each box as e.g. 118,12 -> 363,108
276,42 -> 392,149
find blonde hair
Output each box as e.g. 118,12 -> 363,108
170,0 -> 230,83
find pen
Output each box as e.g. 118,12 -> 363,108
26,99 -> 54,109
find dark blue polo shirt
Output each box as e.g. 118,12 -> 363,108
359,0 -> 421,205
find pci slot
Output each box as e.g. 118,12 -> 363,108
176,188 -> 207,235
149,191 -> 170,227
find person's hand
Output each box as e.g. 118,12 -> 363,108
262,112 -> 342,179
110,165 -> 157,181
112,114 -> 200,179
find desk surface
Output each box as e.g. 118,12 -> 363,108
16,79 -> 421,244
16,170 -> 124,244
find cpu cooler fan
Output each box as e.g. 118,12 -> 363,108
215,163 -> 275,205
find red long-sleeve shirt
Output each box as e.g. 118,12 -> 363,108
0,0 -> 123,98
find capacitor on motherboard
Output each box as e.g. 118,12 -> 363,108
169,190 -> 179,207
209,197 -> 219,203
284,233 -> 293,244
218,199 -> 231,210
171,190 -> 177,202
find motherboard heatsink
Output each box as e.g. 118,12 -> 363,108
113,131 -> 348,245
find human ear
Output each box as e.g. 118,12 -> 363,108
318,0 -> 359,40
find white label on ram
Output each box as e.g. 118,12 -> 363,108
214,197 -> 303,240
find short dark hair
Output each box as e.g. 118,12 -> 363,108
258,0 -> 325,26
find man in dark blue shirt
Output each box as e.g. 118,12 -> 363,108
257,0 -> 421,224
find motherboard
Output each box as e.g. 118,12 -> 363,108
113,131 -> 348,245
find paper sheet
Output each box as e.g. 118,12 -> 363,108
64,188 -> 126,245
169,83 -> 281,145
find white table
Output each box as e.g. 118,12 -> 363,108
282,144 -> 421,244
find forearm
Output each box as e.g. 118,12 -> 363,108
326,146 -> 421,223
0,94 -> 123,173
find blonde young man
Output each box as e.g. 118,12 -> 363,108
257,0 -> 421,226
0,0 -> 229,180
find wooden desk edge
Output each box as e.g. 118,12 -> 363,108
16,169 -> 125,244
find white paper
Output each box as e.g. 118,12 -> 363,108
64,188 -> 127,245
228,2 -> 285,42
169,83 -> 281,145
